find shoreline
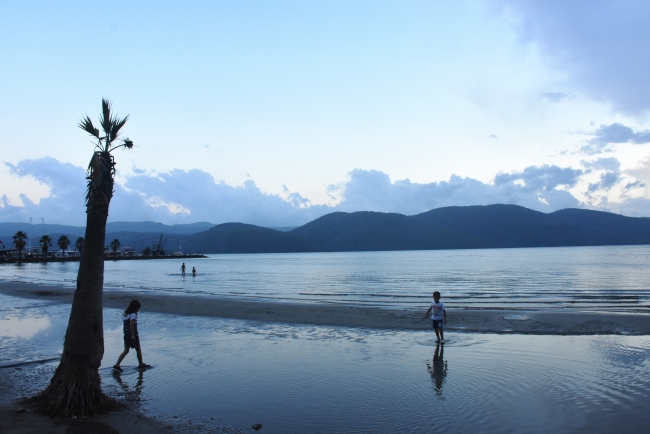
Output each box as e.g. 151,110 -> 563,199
2,281 -> 649,335
0,254 -> 207,264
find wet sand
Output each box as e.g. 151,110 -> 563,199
0,360 -> 242,434
0,370 -> 177,434
1,281 -> 649,335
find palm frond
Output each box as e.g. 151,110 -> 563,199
109,137 -> 134,152
100,99 -> 113,141
109,115 -> 129,143
78,116 -> 100,138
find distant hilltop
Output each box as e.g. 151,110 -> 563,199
2,205 -> 649,254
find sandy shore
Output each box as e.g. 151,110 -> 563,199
0,365 -> 243,434
0,369 -> 178,434
2,281 -> 649,335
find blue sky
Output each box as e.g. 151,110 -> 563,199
1,0 -> 650,226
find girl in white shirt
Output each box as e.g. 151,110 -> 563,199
113,300 -> 151,372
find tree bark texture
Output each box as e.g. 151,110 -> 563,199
29,152 -> 119,416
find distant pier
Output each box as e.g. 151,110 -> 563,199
0,253 -> 207,264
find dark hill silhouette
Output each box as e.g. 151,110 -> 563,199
175,205 -> 650,254
180,223 -> 320,254
8,205 -> 646,254
287,205 -> 650,252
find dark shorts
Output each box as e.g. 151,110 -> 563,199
432,320 -> 444,329
124,336 -> 140,349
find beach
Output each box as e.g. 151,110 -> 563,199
1,281 -> 649,335
2,278 -> 650,433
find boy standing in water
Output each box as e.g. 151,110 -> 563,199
424,291 -> 447,342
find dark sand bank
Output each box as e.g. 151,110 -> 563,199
2,281 -> 649,335
0,370 -> 175,434
0,362 -> 243,434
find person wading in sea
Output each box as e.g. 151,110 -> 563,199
423,291 -> 447,343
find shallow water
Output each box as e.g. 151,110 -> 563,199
2,293 -> 650,433
1,245 -> 650,312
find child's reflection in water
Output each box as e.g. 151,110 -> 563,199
427,342 -> 448,395
112,370 -> 145,403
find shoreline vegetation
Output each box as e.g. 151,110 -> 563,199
0,253 -> 207,264
1,281 -> 649,336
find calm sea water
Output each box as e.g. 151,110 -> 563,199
1,245 -> 649,312
2,293 -> 650,433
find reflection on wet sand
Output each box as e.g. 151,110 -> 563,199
427,343 -> 447,395
112,370 -> 145,404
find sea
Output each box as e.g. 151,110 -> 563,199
2,245 -> 650,433
0,245 -> 649,312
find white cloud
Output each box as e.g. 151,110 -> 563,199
333,168 -> 582,214
580,123 -> 650,155
3,158 -> 650,227
493,165 -> 583,191
581,157 -> 621,171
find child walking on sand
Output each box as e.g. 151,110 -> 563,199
424,291 -> 447,343
113,300 -> 151,372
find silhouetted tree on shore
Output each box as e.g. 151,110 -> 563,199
12,231 -> 27,258
75,237 -> 85,254
57,235 -> 70,257
39,235 -> 52,254
29,99 -> 134,416
110,238 -> 121,254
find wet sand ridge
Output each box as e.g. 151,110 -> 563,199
2,281 -> 649,335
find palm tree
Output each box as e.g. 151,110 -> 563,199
13,231 -> 28,258
39,235 -> 52,254
75,237 -> 85,255
57,235 -> 71,257
109,238 -> 121,254
30,99 -> 134,416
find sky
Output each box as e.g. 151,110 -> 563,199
1,0 -> 650,226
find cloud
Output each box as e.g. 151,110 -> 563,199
3,158 -> 650,226
122,169 -> 328,227
493,164 -> 583,191
624,180 -> 644,190
3,158 -> 88,224
581,157 -> 622,193
580,123 -> 650,154
541,91 -> 572,102
333,168 -> 582,214
588,172 -> 621,192
581,157 -> 621,171
496,1 -> 650,114
625,153 -> 650,187
608,197 -> 650,217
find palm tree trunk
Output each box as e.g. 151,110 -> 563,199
28,152 -> 118,416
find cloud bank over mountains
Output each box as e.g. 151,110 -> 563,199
2,157 -> 649,227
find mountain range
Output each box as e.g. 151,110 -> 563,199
2,205 -> 649,254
